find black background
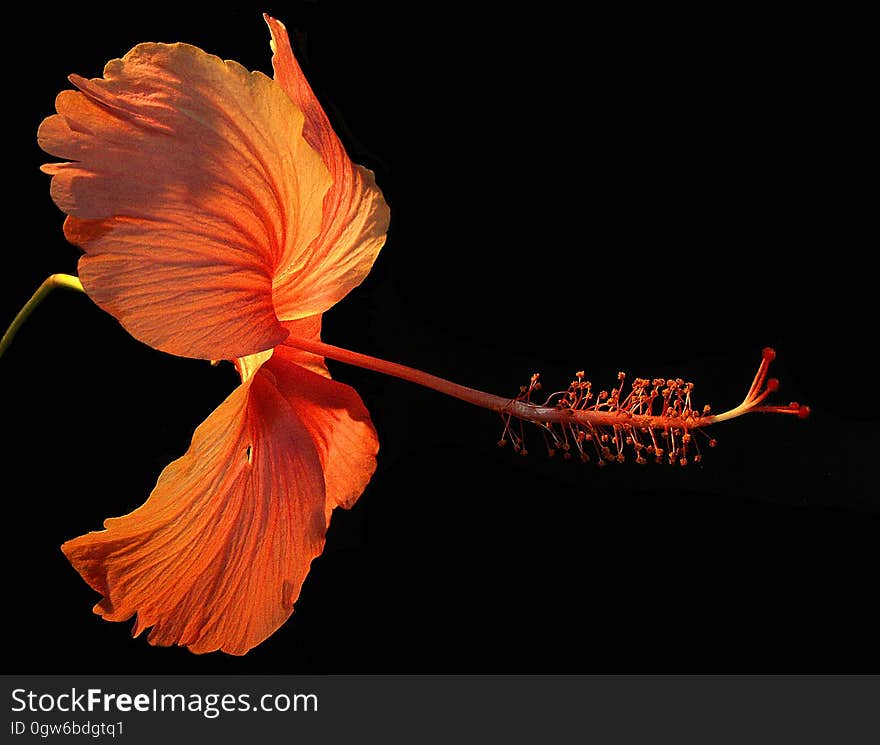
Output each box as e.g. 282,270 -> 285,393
2,3 -> 875,673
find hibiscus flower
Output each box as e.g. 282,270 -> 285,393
35,15 -> 389,655
2,14 -> 807,657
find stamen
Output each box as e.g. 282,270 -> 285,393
275,336 -> 807,467
495,348 -> 808,465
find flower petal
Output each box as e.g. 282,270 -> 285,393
39,42 -> 331,360
265,15 -> 391,322
61,369 -> 328,655
269,338 -> 379,519
62,318 -> 379,654
241,316 -> 378,517
276,314 -> 331,379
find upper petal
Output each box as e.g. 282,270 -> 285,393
39,42 -> 331,360
61,370 -> 328,655
265,15 -> 391,322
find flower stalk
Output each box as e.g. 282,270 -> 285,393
0,273 -> 83,359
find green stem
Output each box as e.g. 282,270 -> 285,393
0,273 -> 84,359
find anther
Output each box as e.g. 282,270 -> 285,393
497,348 -> 806,468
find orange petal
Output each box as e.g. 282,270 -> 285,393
39,42 -> 331,360
265,15 -> 391,322
270,336 -> 379,520
62,370 -> 328,655
276,314 -> 332,379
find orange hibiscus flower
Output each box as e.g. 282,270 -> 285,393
36,15 -> 389,655
3,13 -> 808,658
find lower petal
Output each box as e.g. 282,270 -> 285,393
62,371 -> 327,655
270,342 -> 379,519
